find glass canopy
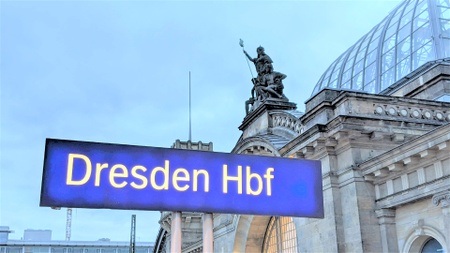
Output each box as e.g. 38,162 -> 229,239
311,0 -> 450,97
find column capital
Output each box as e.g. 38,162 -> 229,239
432,190 -> 450,208
376,208 -> 396,218
376,208 -> 396,225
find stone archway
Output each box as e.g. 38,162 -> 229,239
402,226 -> 447,253
232,215 -> 271,253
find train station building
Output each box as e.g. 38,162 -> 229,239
154,0 -> 450,252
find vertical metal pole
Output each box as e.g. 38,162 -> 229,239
171,211 -> 182,253
129,214 -> 136,253
66,208 -> 72,241
189,71 -> 192,142
203,213 -> 214,253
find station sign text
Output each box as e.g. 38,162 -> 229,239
40,139 -> 323,217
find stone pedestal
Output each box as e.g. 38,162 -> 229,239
239,99 -> 296,141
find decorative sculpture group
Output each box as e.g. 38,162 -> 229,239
240,41 -> 289,114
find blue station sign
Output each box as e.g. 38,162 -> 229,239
40,139 -> 324,218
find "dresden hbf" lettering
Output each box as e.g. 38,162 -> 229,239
65,153 -> 275,196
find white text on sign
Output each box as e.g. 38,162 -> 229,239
66,153 -> 275,196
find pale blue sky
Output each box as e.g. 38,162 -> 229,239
1,0 -> 400,242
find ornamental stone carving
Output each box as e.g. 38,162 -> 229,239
432,190 -> 450,207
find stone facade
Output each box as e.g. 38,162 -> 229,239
153,61 -> 449,252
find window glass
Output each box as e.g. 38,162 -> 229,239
414,10 -> 429,31
330,56 -> 344,82
440,18 -> 450,37
355,35 -> 371,63
365,62 -> 377,83
439,6 -> 450,19
263,217 -> 297,253
398,22 -> 411,41
402,1 -> 416,20
421,238 -> 443,252
415,0 -> 428,18
329,78 -> 338,89
52,248 -> 65,253
381,67 -> 395,90
437,94 -> 450,102
385,22 -> 399,41
341,81 -> 351,90
370,23 -> 383,44
352,71 -> 363,90
396,56 -> 411,79
412,25 -> 431,51
397,36 -> 411,61
442,37 -> 450,57
323,67 -> 337,86
383,34 -> 396,54
438,0 -> 450,7
400,10 -> 414,30
364,80 -> 376,93
343,55 -> 355,72
412,40 -> 434,69
388,9 -> 402,29
382,48 -> 395,72
365,48 -> 377,66
341,69 -> 352,85
316,72 -> 326,89
321,71 -> 332,88
280,217 -> 297,252
353,59 -> 364,74
312,83 -> 321,94
5,247 -> 22,253
367,37 -> 379,54
263,218 -> 278,253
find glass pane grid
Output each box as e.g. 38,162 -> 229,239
398,22 -> 412,41
364,62 -> 377,83
263,217 -> 298,253
263,218 -> 277,253
382,48 -> 395,72
383,34 -> 396,53
438,0 -> 450,7
412,40 -> 434,68
438,6 -> 450,19
311,0 -> 447,97
280,217 -> 298,253
397,36 -> 411,61
364,80 -> 376,93
396,56 -> 411,79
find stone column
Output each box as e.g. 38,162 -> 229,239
432,190 -> 450,248
376,208 -> 399,252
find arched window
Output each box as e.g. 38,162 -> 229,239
262,217 -> 297,253
420,238 -> 443,253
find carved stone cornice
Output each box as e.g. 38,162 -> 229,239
432,190 -> 450,207
239,99 -> 297,131
270,111 -> 304,135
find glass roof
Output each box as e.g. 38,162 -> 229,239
311,0 -> 450,97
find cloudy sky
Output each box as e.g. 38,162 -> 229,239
1,0 -> 401,243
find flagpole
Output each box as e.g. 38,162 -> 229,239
189,71 -> 192,142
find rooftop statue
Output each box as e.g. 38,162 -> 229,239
243,46 -> 273,76
240,40 -> 289,114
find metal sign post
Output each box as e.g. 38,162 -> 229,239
170,211 -> 182,253
203,213 -> 213,252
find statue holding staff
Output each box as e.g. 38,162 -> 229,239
239,40 -> 288,114
243,46 -> 273,76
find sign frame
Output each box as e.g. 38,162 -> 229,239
40,138 -> 324,218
